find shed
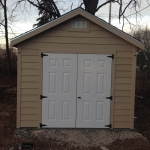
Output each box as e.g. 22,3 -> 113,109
11,8 -> 144,129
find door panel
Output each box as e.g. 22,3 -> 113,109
76,54 -> 112,128
42,54 -> 112,128
42,54 -> 77,128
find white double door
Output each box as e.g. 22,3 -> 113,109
42,54 -> 112,128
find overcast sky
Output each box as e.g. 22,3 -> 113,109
0,0 -> 150,45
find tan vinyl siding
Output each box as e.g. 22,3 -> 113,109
21,69 -> 39,76
22,49 -> 39,55
116,65 -> 132,71
114,116 -> 131,121
21,82 -> 39,88
113,122 -> 130,128
21,89 -> 39,95
17,16 -> 135,128
22,56 -> 39,62
116,58 -> 132,64
29,37 -> 129,45
18,43 -> 133,52
21,115 -> 38,120
40,30 -> 116,38
21,108 -> 38,114
21,63 -> 39,69
116,71 -> 132,78
115,84 -> 132,91
21,76 -> 39,82
115,78 -> 132,84
19,49 -> 39,127
21,115 -> 38,121
115,97 -> 131,103
115,91 -> 131,97
21,95 -> 39,102
114,110 -> 131,116
114,50 -> 134,128
21,121 -> 38,127
114,103 -> 131,109
21,102 -> 38,107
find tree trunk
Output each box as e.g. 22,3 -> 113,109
4,0 -> 11,78
83,0 -> 99,15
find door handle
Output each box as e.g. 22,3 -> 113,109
78,97 -> 81,99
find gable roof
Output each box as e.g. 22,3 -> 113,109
10,7 -> 144,49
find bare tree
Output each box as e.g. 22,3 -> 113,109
16,0 -> 146,24
132,26 -> 150,100
82,0 -> 143,28
82,0 -> 140,16
132,26 -> 150,77
0,0 -> 11,77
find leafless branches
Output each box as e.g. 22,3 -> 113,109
95,0 -> 141,22
96,0 -> 118,12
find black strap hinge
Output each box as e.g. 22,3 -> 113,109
40,123 -> 47,128
105,124 -> 111,128
107,54 -> 114,59
40,95 -> 47,99
106,96 -> 113,100
41,53 -> 48,57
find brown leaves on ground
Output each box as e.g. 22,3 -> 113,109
106,138 -> 150,150
0,87 -> 17,149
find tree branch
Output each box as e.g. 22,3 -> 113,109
71,2 -> 73,10
96,0 -> 119,12
0,23 -> 4,27
0,19 -> 5,27
26,0 -> 60,17
120,0 -> 134,19
80,3 -> 83,7
122,15 -> 125,31
0,0 -> 4,8
124,15 -> 138,32
50,0 -> 61,16
119,0 -> 122,22
10,0 -> 24,18
8,26 -> 17,36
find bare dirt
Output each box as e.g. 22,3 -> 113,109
0,77 -> 150,150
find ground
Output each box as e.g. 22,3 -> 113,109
0,76 -> 150,150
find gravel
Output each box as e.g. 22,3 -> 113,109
14,128 -> 147,148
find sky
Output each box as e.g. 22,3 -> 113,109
0,0 -> 150,46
